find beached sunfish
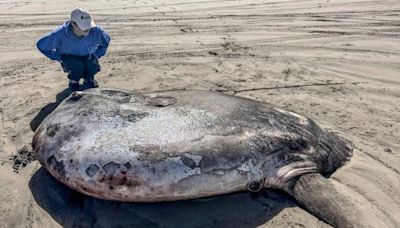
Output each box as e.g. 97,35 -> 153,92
33,88 -> 361,227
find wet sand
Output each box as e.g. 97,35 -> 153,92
0,0 -> 399,227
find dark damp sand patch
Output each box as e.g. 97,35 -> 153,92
7,145 -> 36,173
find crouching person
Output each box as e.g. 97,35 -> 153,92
37,7 -> 111,91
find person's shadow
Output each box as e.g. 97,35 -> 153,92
30,88 -> 72,131
28,88 -> 296,228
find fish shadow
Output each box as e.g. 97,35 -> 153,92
30,88 -> 72,132
29,168 -> 296,228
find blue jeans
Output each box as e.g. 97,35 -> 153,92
60,54 -> 100,83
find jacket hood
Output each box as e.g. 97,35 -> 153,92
62,20 -> 79,39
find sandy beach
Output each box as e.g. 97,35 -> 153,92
0,0 -> 399,227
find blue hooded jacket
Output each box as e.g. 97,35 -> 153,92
37,20 -> 110,62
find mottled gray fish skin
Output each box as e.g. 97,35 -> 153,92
32,88 -> 352,202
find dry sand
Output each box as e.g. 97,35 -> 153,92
0,0 -> 399,227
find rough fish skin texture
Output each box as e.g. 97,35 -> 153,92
32,89 -> 352,202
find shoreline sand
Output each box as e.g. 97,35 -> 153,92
1,0 -> 399,227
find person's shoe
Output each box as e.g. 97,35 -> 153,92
68,82 -> 80,91
83,79 -> 98,89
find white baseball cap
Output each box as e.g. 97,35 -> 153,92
71,7 -> 96,30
